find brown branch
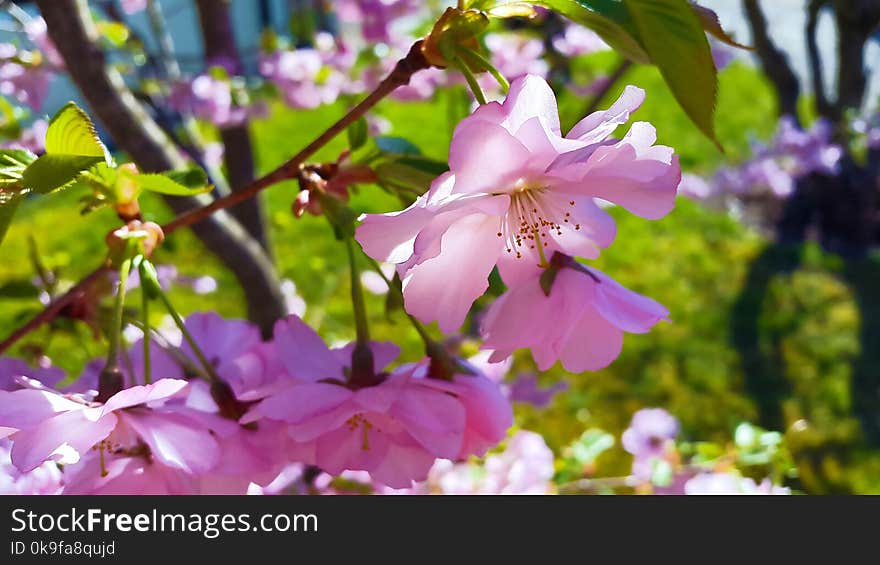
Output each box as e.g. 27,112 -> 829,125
165,40 -> 429,235
806,0 -> 834,119
0,39 -> 430,354
0,264 -> 111,355
742,0 -> 801,120
35,0 -> 287,335
194,0 -> 269,250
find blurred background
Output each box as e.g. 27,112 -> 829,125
1,0 -> 878,493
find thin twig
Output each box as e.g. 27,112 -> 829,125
0,263 -> 112,354
0,40 -> 430,355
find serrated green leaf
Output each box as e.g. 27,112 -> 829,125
624,0 -> 720,148
165,168 -> 210,190
44,102 -> 109,160
133,173 -> 212,196
0,191 -> 22,246
21,154 -> 105,194
690,2 -> 751,50
0,148 -> 37,167
0,148 -> 37,183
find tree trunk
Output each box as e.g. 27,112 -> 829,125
36,0 -> 286,336
195,0 -> 270,252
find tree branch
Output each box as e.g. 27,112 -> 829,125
34,0 -> 287,335
195,0 -> 269,250
806,0 -> 834,119
742,0 -> 801,120
0,35 -> 430,354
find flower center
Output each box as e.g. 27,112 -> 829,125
497,185 -> 579,260
345,413 -> 377,451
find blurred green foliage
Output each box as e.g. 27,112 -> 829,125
1,57 -> 878,492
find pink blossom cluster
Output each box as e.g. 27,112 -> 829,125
259,33 -> 359,110
336,0 -> 421,44
166,73 -> 265,128
0,17 -> 62,113
0,312 -> 512,493
357,75 -> 679,372
1,118 -> 48,153
684,116 -> 843,202
250,430 -> 555,495
551,24 -> 609,58
622,408 -> 790,495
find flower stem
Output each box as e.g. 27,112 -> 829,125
105,247 -> 134,371
345,239 -> 377,385
152,282 -> 221,384
365,258 -> 432,348
346,239 -> 371,345
458,45 -> 509,93
139,262 -> 152,385
454,55 -> 488,105
0,41 -> 431,356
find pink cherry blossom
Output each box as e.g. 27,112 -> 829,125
425,431 -> 555,495
0,49 -> 52,111
24,17 -> 64,69
0,438 -> 63,494
167,74 -> 248,127
121,0 -> 148,16
415,360 -> 513,460
356,75 -> 680,332
1,118 -> 48,153
485,33 -> 549,81
622,407 -> 679,480
336,0 -> 421,44
552,24 -> 609,57
259,42 -> 354,110
0,357 -> 65,391
242,316 -> 473,488
481,264 -> 669,372
684,472 -> 790,495
0,379 -> 220,478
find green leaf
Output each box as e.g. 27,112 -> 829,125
690,2 -> 751,50
0,191 -> 22,246
96,21 -> 130,47
0,148 -> 37,183
21,154 -> 105,194
133,173 -> 212,196
0,278 -> 40,299
570,428 -> 615,465
624,0 -> 720,148
347,117 -> 368,151
165,168 -> 210,190
375,136 -> 423,155
650,459 -> 674,486
44,102 -> 109,161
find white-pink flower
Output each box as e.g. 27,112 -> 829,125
481,265 -> 669,372
356,75 -> 680,332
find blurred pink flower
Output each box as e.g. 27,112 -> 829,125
552,25 -> 609,57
